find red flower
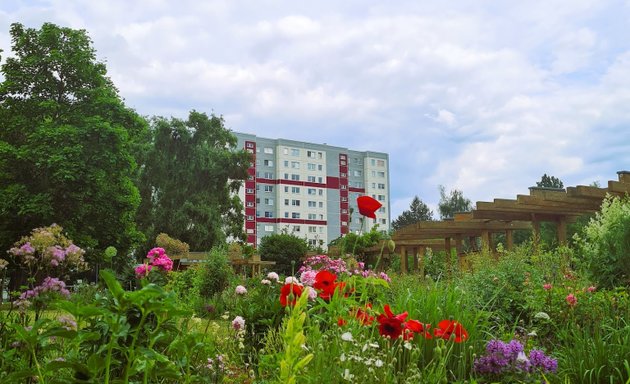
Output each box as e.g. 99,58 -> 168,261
433,320 -> 468,343
337,317 -> 347,327
377,304 -> 408,339
357,196 -> 382,219
280,283 -> 303,307
313,270 -> 338,300
354,303 -> 374,325
403,319 -> 432,340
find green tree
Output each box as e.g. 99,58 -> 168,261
258,232 -> 309,275
437,185 -> 473,220
136,111 -> 251,252
392,196 -> 434,230
0,23 -> 147,258
536,173 -> 564,189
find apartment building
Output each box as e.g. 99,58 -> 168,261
235,132 -> 390,249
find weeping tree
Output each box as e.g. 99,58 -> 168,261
136,111 -> 252,252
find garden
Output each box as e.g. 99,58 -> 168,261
1,194 -> 629,384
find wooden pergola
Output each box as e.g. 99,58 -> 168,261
386,171 -> 630,274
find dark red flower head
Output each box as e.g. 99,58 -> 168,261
313,270 -> 338,300
433,320 -> 468,343
377,304 -> 408,339
280,283 -> 303,307
357,196 -> 382,219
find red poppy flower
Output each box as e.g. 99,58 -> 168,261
403,319 -> 432,340
313,270 -> 337,300
433,320 -> 468,343
377,304 -> 408,339
354,303 -> 374,325
357,196 -> 382,219
280,283 -> 303,307
337,317 -> 347,327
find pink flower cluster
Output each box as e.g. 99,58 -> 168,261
298,254 -> 391,283
13,277 -> 71,310
135,248 -> 173,278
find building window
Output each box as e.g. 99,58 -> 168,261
307,188 -> 316,195
264,147 -> 273,154
292,199 -> 300,206
340,160 -> 347,166
247,228 -> 254,234
340,154 -> 347,160
307,163 -> 316,171
318,152 -> 323,159
378,183 -> 386,189
379,207 -> 386,213
307,176 -> 316,182
318,189 -> 323,196
340,172 -> 347,178
265,225 -> 273,231
264,172 -> 274,179
246,142 -> 254,148
318,177 -> 323,183
284,173 -> 289,180
381,218 -> 387,224
292,187 -> 300,193
256,198 -> 260,204
283,160 -> 289,167
264,198 -> 274,205
291,161 -> 300,169
284,212 -> 289,218
371,159 -> 376,166
264,159 -> 273,166
291,174 -> 300,181
353,170 -> 362,177
318,164 -> 323,171
283,148 -> 289,155
308,213 -> 317,220
247,215 -> 254,220
319,202 -> 323,208
308,226 -> 317,233
284,186 -> 289,192
378,194 -> 385,201
308,239 -> 317,246
264,185 -> 273,192
293,225 -> 301,232
378,171 -> 385,178
319,214 -> 324,220
377,159 -> 385,167
308,201 -> 317,207
292,212 -> 301,219
246,188 -> 254,194
291,148 -> 300,156
256,210 -> 260,217
265,211 -> 273,218
246,202 -> 254,207
341,197 -> 348,202
284,199 -> 289,206
341,185 -> 347,190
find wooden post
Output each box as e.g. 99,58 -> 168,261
412,246 -> 419,272
532,218 -> 541,249
400,246 -> 408,274
505,229 -> 514,251
469,236 -> 477,252
444,237 -> 452,276
557,217 -> 567,246
481,230 -> 491,252
419,247 -> 426,278
454,234 -> 463,270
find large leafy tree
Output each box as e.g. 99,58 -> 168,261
392,196 -> 433,230
0,23 -> 148,257
137,111 -> 251,251
437,185 -> 473,220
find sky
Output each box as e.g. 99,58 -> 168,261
2,0 -> 630,219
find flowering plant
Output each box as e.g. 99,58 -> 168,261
474,339 -> 557,382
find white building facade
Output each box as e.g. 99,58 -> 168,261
235,132 -> 390,249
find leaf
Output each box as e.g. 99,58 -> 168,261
100,269 -> 125,300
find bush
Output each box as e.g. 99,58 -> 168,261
574,195 -> 630,288
258,233 -> 308,275
198,246 -> 234,298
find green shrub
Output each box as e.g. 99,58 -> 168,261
198,246 -> 234,298
574,194 -> 630,288
258,233 -> 308,275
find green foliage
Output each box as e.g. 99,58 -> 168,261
328,226 -> 384,260
136,111 -> 251,253
536,174 -> 564,189
155,233 -> 190,259
574,194 -> 630,288
0,23 -> 148,258
259,233 -> 309,275
438,185 -> 473,220
198,247 -> 234,299
0,270 -> 219,383
392,196 -> 434,230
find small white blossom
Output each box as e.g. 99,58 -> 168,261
375,359 -> 384,367
341,332 -> 353,342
